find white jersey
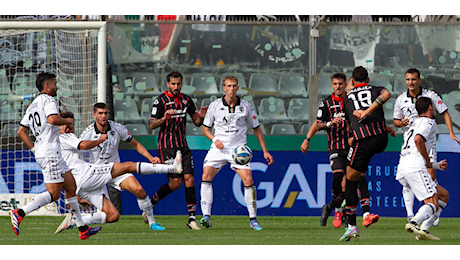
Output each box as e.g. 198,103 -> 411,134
393,87 -> 447,130
203,97 -> 259,149
80,121 -> 132,164
59,133 -> 90,189
20,93 -> 61,158
396,116 -> 437,180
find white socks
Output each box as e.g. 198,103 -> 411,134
137,196 -> 156,225
80,212 -> 107,226
200,182 -> 258,219
402,187 -> 415,217
413,202 -> 436,225
420,200 -> 447,231
200,181 -> 213,216
65,196 -> 85,227
245,185 -> 257,219
22,191 -> 52,215
137,162 -> 174,174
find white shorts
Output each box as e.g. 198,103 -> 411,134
76,163 -> 113,210
398,168 -> 437,201
203,147 -> 251,171
36,157 -> 70,184
108,173 -> 134,191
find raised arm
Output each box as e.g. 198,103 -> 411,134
355,89 -> 391,121
128,137 -> 160,164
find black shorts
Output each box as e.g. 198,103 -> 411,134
329,149 -> 348,172
347,134 -> 388,173
159,147 -> 194,178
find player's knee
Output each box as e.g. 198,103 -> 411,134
131,185 -> 146,198
169,178 -> 182,190
106,211 -> 120,223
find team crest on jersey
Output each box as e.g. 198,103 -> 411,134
239,107 -> 244,112
110,131 -> 115,136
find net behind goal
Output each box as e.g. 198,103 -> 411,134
0,21 -> 106,216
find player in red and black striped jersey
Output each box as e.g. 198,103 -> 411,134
340,66 -> 394,241
311,73 -> 349,228
149,70 -> 208,230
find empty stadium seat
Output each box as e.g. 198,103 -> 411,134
12,72 -> 36,96
125,123 -> 149,135
258,97 -> 289,123
1,123 -> 18,136
186,123 -> 202,136
132,72 -> 163,97
114,97 -> 144,124
270,123 -> 296,135
287,98 -> 309,122
278,73 -> 308,98
247,123 -> 266,135
190,73 -> 220,96
249,73 -> 279,95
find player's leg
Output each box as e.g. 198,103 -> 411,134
184,173 -> 200,230
118,175 -> 165,230
321,170 -> 344,227
402,186 -> 415,222
235,167 -> 263,231
200,165 -> 219,228
63,171 -> 102,239
358,174 -> 371,218
404,169 -> 439,239
9,157 -> 66,236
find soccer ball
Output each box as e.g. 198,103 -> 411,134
232,144 -> 253,165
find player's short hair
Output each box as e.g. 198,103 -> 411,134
61,111 -> 75,119
36,72 -> 56,92
415,97 -> 432,115
166,70 -> 183,83
331,73 -> 346,81
406,68 -> 421,78
93,102 -> 109,113
352,66 -> 368,83
222,75 -> 238,86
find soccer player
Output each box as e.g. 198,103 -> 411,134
199,75 -> 274,231
55,111 -> 182,232
301,73 -> 349,228
340,66 -> 392,241
149,70 -> 208,230
80,102 -> 166,230
393,68 -> 454,226
13,72 -> 101,240
396,97 -> 448,240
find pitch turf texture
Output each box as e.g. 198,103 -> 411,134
1,215 -> 459,245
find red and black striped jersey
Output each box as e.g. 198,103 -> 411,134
316,93 -> 350,151
343,83 -> 388,140
151,91 -> 198,149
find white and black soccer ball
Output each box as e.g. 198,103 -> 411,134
232,144 -> 253,165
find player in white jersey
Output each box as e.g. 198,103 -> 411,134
393,68 -> 455,226
13,72 -> 101,240
54,111 -> 182,233
79,102 -> 168,230
396,97 -> 448,240
199,75 -> 274,231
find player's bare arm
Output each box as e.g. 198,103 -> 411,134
254,126 -> 274,165
393,115 -> 409,128
316,116 -> 342,131
150,109 -> 175,129
48,114 -> 73,128
441,111 -> 460,144
386,126 -> 397,137
355,89 -> 391,120
128,138 -> 161,164
301,121 -> 317,154
202,125 -> 223,149
192,106 -> 208,127
17,126 -> 34,150
79,134 -> 108,150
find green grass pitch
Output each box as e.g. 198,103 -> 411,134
1,215 -> 459,245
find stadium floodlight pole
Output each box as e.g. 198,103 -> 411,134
0,21 -> 107,103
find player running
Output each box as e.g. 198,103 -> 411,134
396,97 -> 448,240
54,111 -> 182,233
199,75 -> 274,231
80,102 -> 167,230
393,68 -> 454,227
340,66 -> 393,241
13,72 -> 101,240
